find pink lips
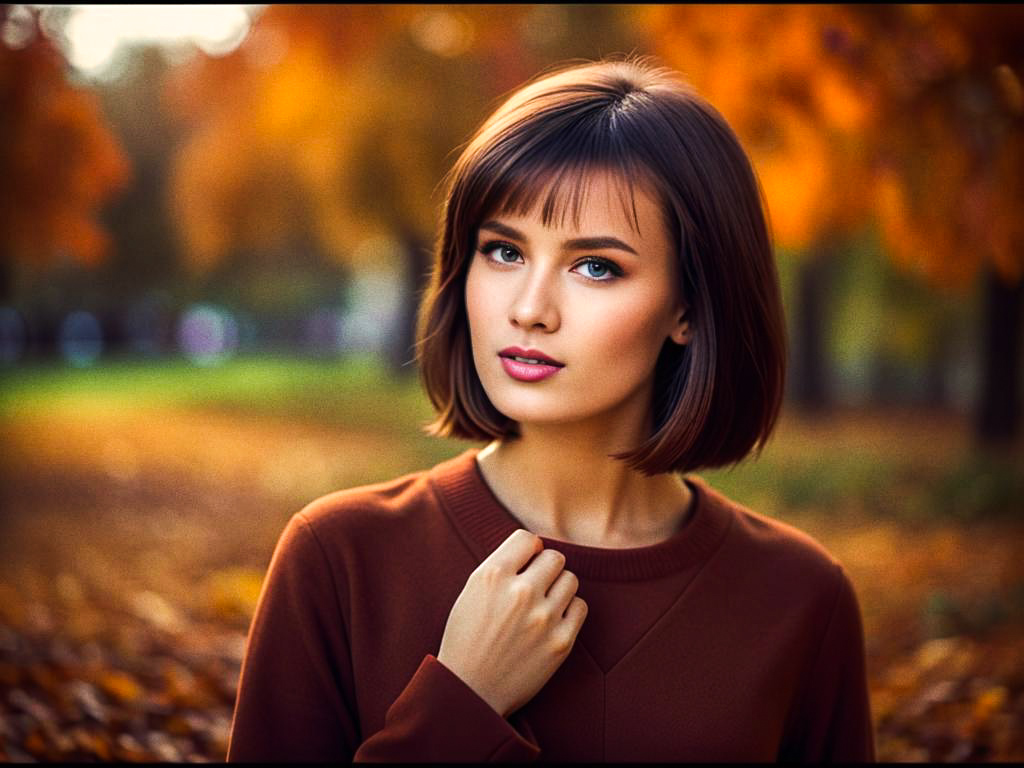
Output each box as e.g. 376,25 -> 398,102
498,346 -> 565,382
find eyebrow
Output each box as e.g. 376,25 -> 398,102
478,220 -> 638,255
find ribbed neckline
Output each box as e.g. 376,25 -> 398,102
428,448 -> 734,582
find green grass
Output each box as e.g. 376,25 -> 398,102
0,354 -> 436,434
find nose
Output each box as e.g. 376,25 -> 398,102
508,267 -> 560,333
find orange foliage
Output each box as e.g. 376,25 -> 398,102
0,10 -> 130,268
164,5 -> 537,273
647,4 -> 1024,290
643,5 -> 875,251
164,5 -> 417,273
163,6 -> 387,268
846,5 -> 1024,291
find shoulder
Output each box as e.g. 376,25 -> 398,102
267,449 -> 484,585
263,465 -> 445,597
689,476 -> 849,601
293,464 -> 439,549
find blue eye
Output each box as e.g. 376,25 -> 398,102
574,258 -> 622,282
480,241 -> 522,264
496,245 -> 521,263
478,240 -> 623,283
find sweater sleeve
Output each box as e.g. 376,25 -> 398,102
779,564 -> 876,763
227,511 -> 540,762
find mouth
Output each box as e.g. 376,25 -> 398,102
498,347 -> 565,367
497,347 -> 564,382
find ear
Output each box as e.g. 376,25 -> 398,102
668,306 -> 690,346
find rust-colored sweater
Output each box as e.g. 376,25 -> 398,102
227,448 -> 875,762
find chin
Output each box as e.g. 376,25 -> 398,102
486,390 -> 607,428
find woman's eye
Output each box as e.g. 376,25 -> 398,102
481,242 -> 522,264
479,242 -> 621,282
574,258 -> 621,281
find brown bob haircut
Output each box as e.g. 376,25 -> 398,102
415,55 -> 787,476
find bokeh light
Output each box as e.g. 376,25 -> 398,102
177,303 -> 239,366
0,306 -> 27,365
340,237 -> 404,355
409,9 -> 474,59
56,4 -> 257,78
1,4 -> 36,49
303,307 -> 345,356
58,310 -> 104,367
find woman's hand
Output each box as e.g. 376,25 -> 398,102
437,528 -> 588,718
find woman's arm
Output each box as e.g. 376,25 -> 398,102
778,563 -> 877,762
226,512 -> 540,762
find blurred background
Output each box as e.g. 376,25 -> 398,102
0,4 -> 1022,762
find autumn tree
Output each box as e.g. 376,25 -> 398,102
0,5 -> 130,301
837,4 -> 1024,446
94,47 -> 187,311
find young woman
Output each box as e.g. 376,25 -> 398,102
227,56 -> 875,762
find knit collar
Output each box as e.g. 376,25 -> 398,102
428,447 -> 734,583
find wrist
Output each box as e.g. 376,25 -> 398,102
435,654 -> 508,718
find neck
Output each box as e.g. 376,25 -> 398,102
475,419 -> 693,549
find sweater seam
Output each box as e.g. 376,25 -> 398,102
779,560 -> 845,758
294,510 -> 362,740
602,671 -> 607,761
484,733 -> 521,762
575,637 -> 601,672
427,472 -> 491,566
602,506 -> 736,676
295,511 -> 350,646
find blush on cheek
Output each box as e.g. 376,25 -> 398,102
464,262 -> 484,329
464,262 -> 498,373
581,294 -> 670,363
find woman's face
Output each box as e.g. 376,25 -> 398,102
465,170 -> 690,434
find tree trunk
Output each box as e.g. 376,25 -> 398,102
0,257 -> 10,303
387,228 -> 432,377
869,352 -> 901,406
792,249 -> 831,412
975,264 -> 1022,446
924,317 -> 952,409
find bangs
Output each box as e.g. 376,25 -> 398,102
470,114 -> 657,237
489,164 -> 645,236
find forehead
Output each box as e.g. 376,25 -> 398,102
486,167 -> 666,240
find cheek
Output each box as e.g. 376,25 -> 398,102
464,261 -> 496,350
573,286 -> 672,363
465,261 -> 484,321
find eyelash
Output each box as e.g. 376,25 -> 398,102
477,240 -> 624,282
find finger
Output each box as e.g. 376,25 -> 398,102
519,547 -> 566,590
562,595 -> 588,627
545,568 -> 578,614
486,528 -> 543,574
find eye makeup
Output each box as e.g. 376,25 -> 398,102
477,239 -> 625,282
